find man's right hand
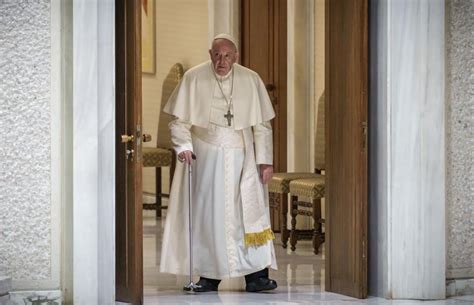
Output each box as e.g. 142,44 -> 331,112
178,150 -> 195,165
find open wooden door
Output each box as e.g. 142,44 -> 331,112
116,0 -> 143,304
325,0 -> 368,298
241,0 -> 287,232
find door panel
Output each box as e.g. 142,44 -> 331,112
325,0 -> 368,298
241,0 -> 287,232
116,0 -> 143,304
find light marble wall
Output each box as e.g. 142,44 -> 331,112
445,0 -> 474,282
0,0 -> 61,291
73,1 -> 115,304
142,0 -> 209,196
369,0 -> 446,299
390,0 -> 446,298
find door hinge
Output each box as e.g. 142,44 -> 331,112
362,239 -> 367,259
361,121 -> 368,151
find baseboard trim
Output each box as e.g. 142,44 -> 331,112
0,276 -> 11,297
8,290 -> 62,305
446,278 -> 474,297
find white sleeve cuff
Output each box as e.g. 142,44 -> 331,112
253,121 -> 273,165
174,143 -> 194,155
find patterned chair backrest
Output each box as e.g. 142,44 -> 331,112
314,92 -> 325,171
156,63 -> 184,149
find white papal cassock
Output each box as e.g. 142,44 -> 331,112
160,61 -> 277,279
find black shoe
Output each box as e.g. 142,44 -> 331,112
245,277 -> 278,292
244,268 -> 269,283
193,277 -> 221,293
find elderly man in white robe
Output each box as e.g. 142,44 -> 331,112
160,33 -> 277,293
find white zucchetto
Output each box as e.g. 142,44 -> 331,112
212,33 -> 238,50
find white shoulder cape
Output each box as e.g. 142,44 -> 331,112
163,61 -> 275,129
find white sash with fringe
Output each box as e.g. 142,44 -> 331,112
192,125 -> 274,247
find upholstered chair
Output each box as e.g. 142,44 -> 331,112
288,177 -> 325,254
287,93 -> 326,254
269,93 -> 326,248
142,63 -> 184,217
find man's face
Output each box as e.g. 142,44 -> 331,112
209,39 -> 239,76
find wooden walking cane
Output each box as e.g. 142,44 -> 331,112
183,153 -> 199,292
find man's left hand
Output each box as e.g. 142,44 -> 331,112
259,164 -> 273,184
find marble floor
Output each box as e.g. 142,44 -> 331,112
143,210 -> 473,305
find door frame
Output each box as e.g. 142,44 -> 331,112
116,0 -> 368,301
115,0 -> 144,304
69,1 -> 449,303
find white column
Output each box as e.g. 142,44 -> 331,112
207,0 -> 240,48
369,0 -> 446,299
287,0 -> 314,172
73,1 -> 115,304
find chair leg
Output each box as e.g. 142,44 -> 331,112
280,193 -> 289,248
156,167 -> 162,218
312,198 -> 323,255
290,195 -> 298,251
268,192 -> 279,232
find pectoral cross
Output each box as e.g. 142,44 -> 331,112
224,110 -> 233,126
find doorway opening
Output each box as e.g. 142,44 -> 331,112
140,0 -> 326,300
115,0 -> 368,304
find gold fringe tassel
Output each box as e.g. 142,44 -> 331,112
244,228 -> 275,247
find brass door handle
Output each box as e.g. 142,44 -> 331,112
121,134 -> 134,143
142,134 -> 152,142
